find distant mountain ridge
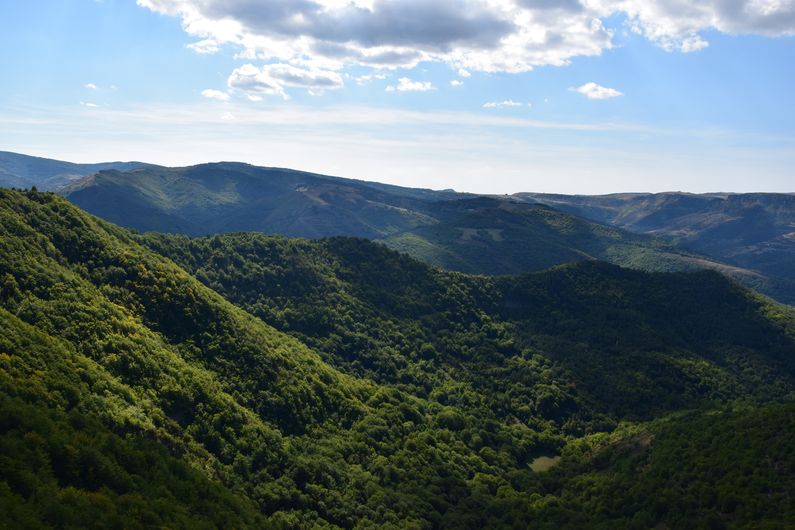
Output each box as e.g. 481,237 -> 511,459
519,191 -> 795,279
3,151 -> 795,303
62,162 -> 460,238
58,162 -> 740,272
0,150 -> 149,190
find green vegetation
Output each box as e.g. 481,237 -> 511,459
523,191 -> 795,302
532,404 -> 795,529
59,159 -> 795,303
63,162 -> 445,237
2,188 -> 794,528
143,230 -> 795,422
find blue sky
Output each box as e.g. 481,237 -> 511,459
1,0 -> 794,194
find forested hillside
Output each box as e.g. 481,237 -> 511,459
0,151 -> 788,304
2,189 -> 794,528
143,231 -> 795,425
522,192 -> 795,284
57,159 -> 795,303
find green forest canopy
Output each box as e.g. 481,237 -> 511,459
1,189 -> 794,528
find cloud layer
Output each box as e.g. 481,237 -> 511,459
138,0 -> 795,98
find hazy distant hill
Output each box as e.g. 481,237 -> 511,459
57,160 -> 795,303
3,152 -> 794,302
519,192 -> 795,277
63,162 -> 459,237
0,151 -> 148,190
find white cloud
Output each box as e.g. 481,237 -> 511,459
483,99 -> 524,108
187,38 -> 220,54
457,68 -> 472,78
80,101 -> 99,108
228,63 -> 344,99
574,82 -> 623,100
201,89 -> 230,101
356,72 -> 388,85
136,0 -> 795,92
451,79 -> 464,86
613,0 -> 795,52
84,83 -> 97,90
386,77 -> 435,92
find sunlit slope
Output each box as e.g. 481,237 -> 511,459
2,188 -> 794,528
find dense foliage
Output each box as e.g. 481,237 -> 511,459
143,231 -> 795,424
1,189 -> 794,528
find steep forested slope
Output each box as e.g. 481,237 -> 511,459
526,404 -> 795,529
143,232 -> 795,428
2,189 -> 795,528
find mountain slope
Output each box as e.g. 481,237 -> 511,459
64,163 -> 453,238
57,159 -> 795,302
0,151 -> 147,191
142,231 -> 795,424
2,189 -> 795,527
5,152 -> 792,300
530,403 -> 795,529
520,191 -> 795,279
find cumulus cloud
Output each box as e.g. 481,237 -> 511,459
612,0 -> 795,52
386,77 -> 435,92
483,99 -> 524,108
451,79 -> 464,86
84,83 -> 98,90
137,0 -> 795,94
80,101 -> 99,108
574,82 -> 623,100
201,89 -> 230,101
227,63 -> 344,99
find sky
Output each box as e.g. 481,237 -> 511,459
0,0 -> 794,194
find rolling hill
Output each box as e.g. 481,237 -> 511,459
0,151 -> 148,191
3,152 -> 794,303
2,189 -> 794,527
520,191 -> 795,279
63,162 -> 457,238
58,159 -> 795,303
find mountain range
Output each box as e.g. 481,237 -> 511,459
1,187 -> 794,528
0,150 -> 147,191
2,152 -> 790,304
521,191 -> 795,279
